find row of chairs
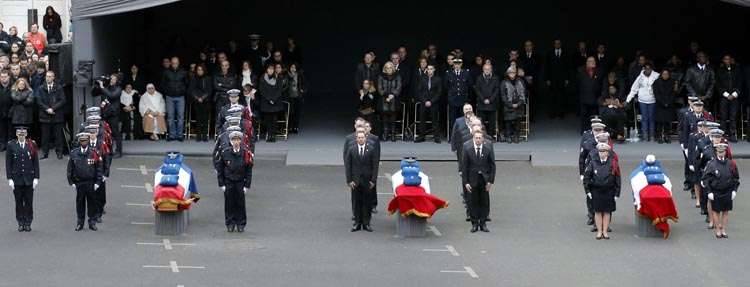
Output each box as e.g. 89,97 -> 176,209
183,102 -> 292,141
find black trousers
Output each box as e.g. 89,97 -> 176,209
381,111 -> 397,138
0,117 -> 8,150
92,183 -> 107,219
504,119 -> 520,137
262,112 -> 279,139
449,105 -> 463,134
224,180 -> 247,227
351,183 -> 372,225
40,122 -> 64,154
656,121 -> 672,138
720,98 -> 739,137
193,102 -> 212,137
120,110 -> 132,138
586,194 -> 593,219
547,82 -> 566,118
603,113 -> 626,138
478,110 -> 497,138
289,97 -> 303,131
75,182 -> 97,224
13,185 -> 33,225
468,177 -> 489,223
417,103 -> 440,138
105,116 -> 122,153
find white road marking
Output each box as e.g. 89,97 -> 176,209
122,184 -> 146,189
428,225 -> 442,237
126,202 -> 151,207
440,266 -> 479,279
422,245 -> 459,257
116,167 -> 141,171
376,192 -> 392,196
383,172 -> 392,182
143,261 -> 205,273
130,221 -> 154,225
139,165 -> 148,175
136,239 -> 195,250
144,182 -> 153,193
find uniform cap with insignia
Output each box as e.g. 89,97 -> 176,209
697,120 -> 710,127
85,107 -> 101,116
596,142 -> 611,151
715,143 -> 729,151
86,115 -> 101,122
595,132 -> 610,141
248,34 -> 262,40
229,131 -> 244,139
84,124 -> 99,133
590,116 -> 602,124
225,116 -> 242,125
452,58 -> 463,64
591,122 -> 606,130
225,126 -> 242,133
692,100 -> 704,106
709,129 -> 724,137
227,89 -> 241,97
687,96 -> 699,102
77,132 -> 91,141
15,126 -> 28,136
706,121 -> 721,128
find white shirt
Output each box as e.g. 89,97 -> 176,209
358,144 -> 365,156
697,64 -> 706,71
121,90 -> 136,106
473,143 -> 482,157
81,147 -> 88,153
626,71 -> 659,104
18,140 -> 25,149
555,49 -> 561,57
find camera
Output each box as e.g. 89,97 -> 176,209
96,75 -> 111,82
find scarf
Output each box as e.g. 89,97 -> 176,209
264,74 -> 276,86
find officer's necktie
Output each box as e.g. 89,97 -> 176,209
476,147 -> 480,158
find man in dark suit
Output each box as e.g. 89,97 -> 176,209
461,130 -> 496,233
344,131 -> 379,232
5,126 -> 39,232
451,104 -> 475,163
354,52 -> 380,91
521,41 -> 541,122
545,39 -> 570,119
36,71 -> 66,159
594,44 -> 611,73
415,64 -> 442,143
474,63 -> 500,140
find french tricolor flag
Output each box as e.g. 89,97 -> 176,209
152,153 -> 199,211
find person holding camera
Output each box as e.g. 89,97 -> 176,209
94,73 -> 123,158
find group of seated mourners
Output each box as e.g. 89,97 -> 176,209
354,40 -> 749,144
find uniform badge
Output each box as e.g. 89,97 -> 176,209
715,170 -> 719,175
88,158 -> 95,165
594,169 -> 598,175
226,160 -> 231,166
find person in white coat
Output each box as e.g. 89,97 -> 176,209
138,84 -> 167,140
626,62 -> 659,141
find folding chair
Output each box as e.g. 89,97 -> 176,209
393,102 -> 406,141
519,103 -> 530,142
274,101 -> 291,141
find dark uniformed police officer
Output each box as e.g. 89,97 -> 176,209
702,143 -> 739,239
217,131 -> 254,233
445,58 -> 473,130
5,126 -> 39,232
679,100 -> 712,195
215,89 -> 243,134
85,124 -> 112,223
579,122 -> 606,226
687,120 -> 712,210
67,132 -> 104,231
213,123 -> 244,169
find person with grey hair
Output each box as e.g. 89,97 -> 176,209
378,61 -> 402,141
474,63 -> 500,140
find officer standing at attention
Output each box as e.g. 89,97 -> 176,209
217,131 -> 254,233
67,132 -> 104,231
5,126 -> 39,232
345,131 -> 379,232
461,130 -> 496,233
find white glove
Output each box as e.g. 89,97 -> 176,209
708,193 -> 714,201
580,175 -> 584,181
8,180 -> 14,188
220,186 -> 226,192
243,187 -> 249,194
689,165 -> 695,172
723,91 -> 730,98
614,196 -> 619,200
732,191 -> 737,200
32,179 -> 38,189
587,193 -> 592,199
71,184 -> 76,191
683,149 -> 688,157
732,91 -> 738,98
94,184 -> 99,190
102,176 -> 108,182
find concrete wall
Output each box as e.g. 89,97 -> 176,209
0,0 -> 71,42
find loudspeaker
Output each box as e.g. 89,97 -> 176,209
27,9 -> 38,31
48,43 -> 73,85
75,60 -> 95,87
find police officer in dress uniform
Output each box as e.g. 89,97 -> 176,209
445,59 -> 473,131
461,130 -> 496,233
67,132 -> 104,231
580,122 -> 606,225
583,143 -> 621,240
345,131 -> 379,232
701,128 -> 728,228
702,143 -> 739,239
85,124 -> 112,223
215,89 -> 243,134
677,96 -> 699,192
5,126 -> 39,232
687,120 -> 712,211
217,130 -> 254,233
213,123 -> 244,169
680,100 -> 711,198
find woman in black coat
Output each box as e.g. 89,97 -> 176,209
377,62 -> 402,141
583,143 -> 621,240
10,78 -> 35,132
43,6 -> 63,44
188,64 -> 213,142
652,70 -> 677,144
259,65 -> 283,142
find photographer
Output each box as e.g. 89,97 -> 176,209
93,73 -> 123,158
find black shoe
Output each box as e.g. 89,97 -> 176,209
465,216 -> 471,222
603,235 -> 611,240
715,233 -> 722,239
657,138 -> 663,144
178,137 -> 184,142
371,208 -> 378,214
470,225 -> 479,233
267,137 -> 276,143
41,153 -> 49,160
166,138 -> 173,142
665,137 -> 671,144
513,137 -> 519,144
434,137 -> 441,144
88,224 -> 97,231
684,183 -> 692,191
414,137 -> 425,143
486,217 -> 491,222
480,224 -> 490,233
362,224 -> 373,232
351,224 -> 362,232
24,225 -> 31,232
590,226 -> 598,232
227,225 -> 235,232
237,226 -> 245,233
18,225 -> 24,232
586,217 -> 594,225
95,217 -> 102,223
75,224 -> 84,231
722,234 -> 728,238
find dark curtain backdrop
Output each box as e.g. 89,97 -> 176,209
91,0 -> 750,96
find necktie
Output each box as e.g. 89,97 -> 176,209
20,142 -> 24,149
360,146 -> 364,157
428,78 -> 431,90
476,147 -> 480,157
